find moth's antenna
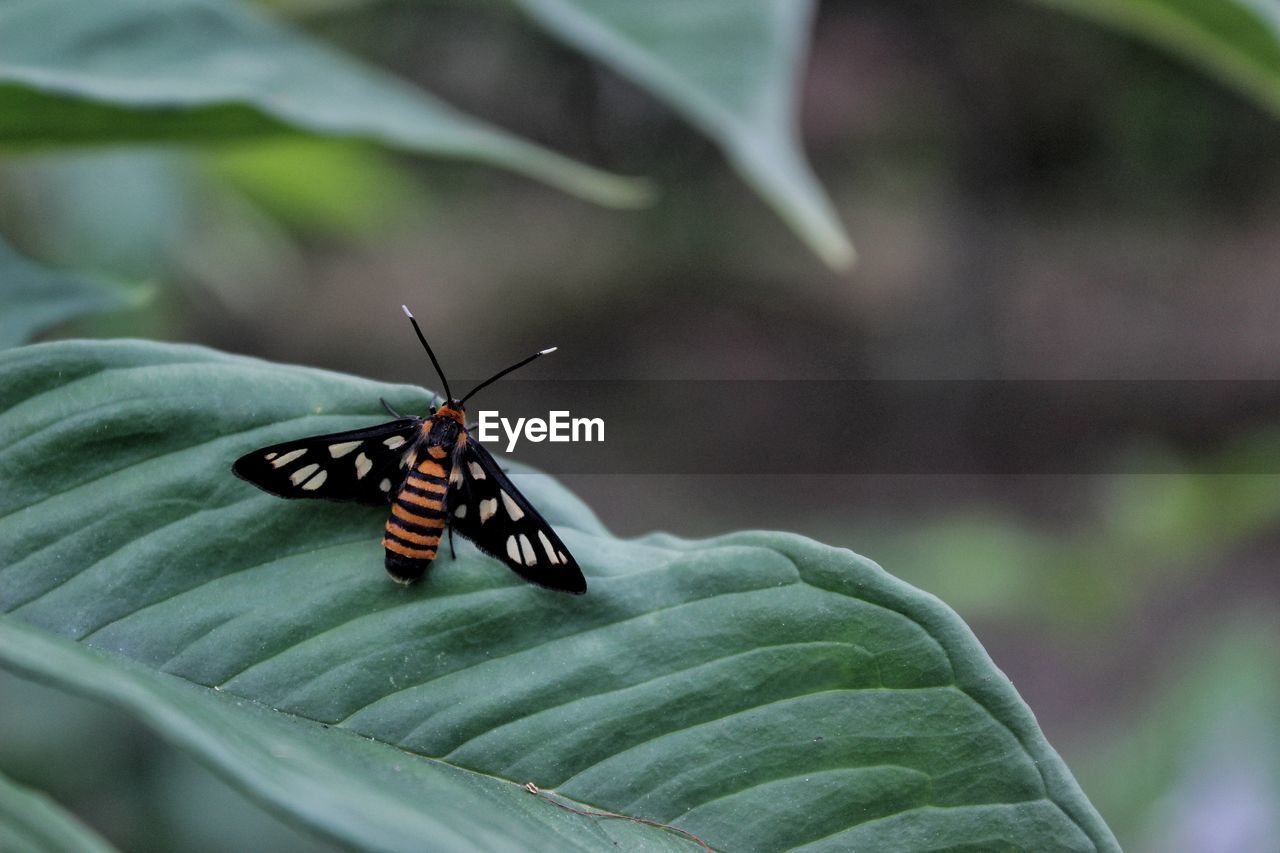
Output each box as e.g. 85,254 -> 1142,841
402,305 -> 453,402
459,347 -> 557,405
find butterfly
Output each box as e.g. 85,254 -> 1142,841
231,306 -> 587,594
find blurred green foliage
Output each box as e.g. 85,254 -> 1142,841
0,764 -> 117,853
1079,618 -> 1280,849
0,670 -> 337,853
0,0 -> 854,262
210,140 -> 424,238
863,456 -> 1280,630
1031,0 -> 1280,116
0,236 -> 149,348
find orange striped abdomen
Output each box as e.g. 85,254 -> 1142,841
382,454 -> 450,583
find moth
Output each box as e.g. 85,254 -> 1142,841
232,306 -> 586,594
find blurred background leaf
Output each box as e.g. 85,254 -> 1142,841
0,666 -> 340,853
209,140 -> 424,239
511,0 -> 854,268
0,766 -> 118,853
0,0 -> 648,207
1032,0 -> 1280,116
0,236 -> 149,348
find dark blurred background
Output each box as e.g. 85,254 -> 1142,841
2,1 -> 1278,850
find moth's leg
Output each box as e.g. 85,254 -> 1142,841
448,524 -> 456,560
380,397 -> 405,418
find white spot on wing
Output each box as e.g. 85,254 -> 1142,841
557,551 -> 567,564
500,490 -> 524,521
355,453 -> 372,479
506,535 -> 520,562
538,530 -> 558,563
290,463 -> 319,486
328,441 -> 360,458
272,448 -> 306,468
479,498 -> 497,523
379,478 -> 392,492
384,435 -> 406,449
454,504 -> 467,518
264,452 -> 278,461
468,461 -> 486,480
302,469 -> 328,490
518,534 -> 537,566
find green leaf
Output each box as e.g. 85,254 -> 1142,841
0,619 -> 689,852
512,0 -> 854,269
0,238 -> 148,348
0,0 -> 649,208
0,340 -> 1117,851
1029,0 -> 1280,116
0,765 -> 118,853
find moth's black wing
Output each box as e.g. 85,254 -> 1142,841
448,436 -> 586,594
233,418 -> 421,506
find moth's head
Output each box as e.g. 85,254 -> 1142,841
434,402 -> 465,424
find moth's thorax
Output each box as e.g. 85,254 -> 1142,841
423,405 -> 466,447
